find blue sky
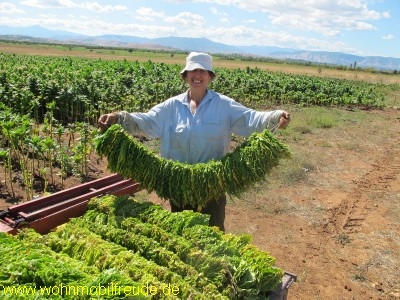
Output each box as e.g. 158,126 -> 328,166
1,0 -> 399,58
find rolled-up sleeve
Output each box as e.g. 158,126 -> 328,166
229,99 -> 284,136
263,110 -> 285,131
118,102 -> 168,138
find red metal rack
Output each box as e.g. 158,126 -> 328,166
0,173 -> 140,235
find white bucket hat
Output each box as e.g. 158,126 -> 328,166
180,52 -> 214,74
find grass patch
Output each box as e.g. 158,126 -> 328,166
282,106 -> 332,136
314,116 -> 336,128
375,83 -> 400,107
282,105 -> 374,138
334,233 -> 352,245
271,155 -> 315,186
353,273 -> 367,282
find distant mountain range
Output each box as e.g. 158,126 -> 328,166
1,25 -> 400,71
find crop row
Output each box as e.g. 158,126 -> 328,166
0,105 -> 96,200
0,53 -> 386,126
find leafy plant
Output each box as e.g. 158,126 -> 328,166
2,194 -> 284,299
0,148 -> 14,198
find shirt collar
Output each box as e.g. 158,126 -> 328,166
181,89 -> 212,105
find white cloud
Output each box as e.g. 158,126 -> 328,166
210,7 -> 218,15
0,2 -> 25,14
165,12 -> 206,27
79,3 -> 126,13
168,0 -> 389,36
55,0 -> 75,8
382,34 -> 394,40
270,12 -> 341,37
191,24 -> 358,54
269,1 -> 386,36
0,14 -> 177,37
210,6 -> 230,23
20,0 -> 127,12
20,0 -> 73,8
82,21 -> 177,37
4,0 -> 395,57
132,7 -> 166,22
210,6 -> 228,17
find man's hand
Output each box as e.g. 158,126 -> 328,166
278,111 -> 291,129
98,112 -> 119,132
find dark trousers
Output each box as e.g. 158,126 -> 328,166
169,194 -> 226,232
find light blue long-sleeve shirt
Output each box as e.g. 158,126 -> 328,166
118,90 -> 284,164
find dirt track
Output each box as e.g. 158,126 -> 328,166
224,108 -> 400,299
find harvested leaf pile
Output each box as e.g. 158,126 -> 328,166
0,195 -> 284,299
96,124 -> 291,207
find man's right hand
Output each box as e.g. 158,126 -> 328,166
98,112 -> 118,132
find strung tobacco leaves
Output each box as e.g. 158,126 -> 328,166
85,195 -> 285,298
2,195 -> 285,299
0,230 -> 147,300
96,125 -> 291,207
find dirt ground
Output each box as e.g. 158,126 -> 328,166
251,112 -> 397,299
222,108 -> 399,300
2,107 -> 398,299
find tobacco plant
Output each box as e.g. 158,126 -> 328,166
1,195 -> 284,299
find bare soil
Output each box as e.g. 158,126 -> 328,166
223,108 -> 400,300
